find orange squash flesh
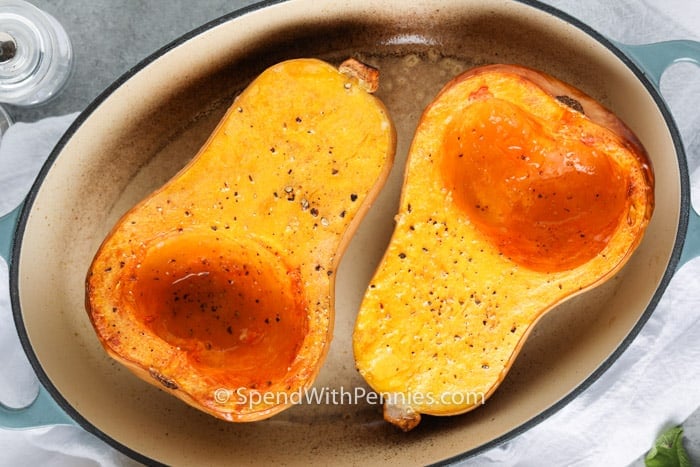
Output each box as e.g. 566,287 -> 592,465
442,98 -> 629,272
353,64 -> 653,431
86,58 -> 395,421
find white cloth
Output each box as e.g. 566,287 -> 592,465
0,1 -> 699,466
0,117 -> 74,410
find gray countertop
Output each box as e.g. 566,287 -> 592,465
2,0 -> 699,465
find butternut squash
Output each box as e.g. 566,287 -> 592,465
353,64 -> 653,431
86,58 -> 395,421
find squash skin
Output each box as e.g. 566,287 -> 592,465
86,58 -> 395,422
353,64 -> 653,431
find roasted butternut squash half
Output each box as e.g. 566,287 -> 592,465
86,58 -> 395,421
353,64 -> 653,431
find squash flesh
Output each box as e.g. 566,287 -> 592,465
353,65 -> 653,430
87,58 -> 395,421
442,97 -> 629,271
131,233 -> 307,382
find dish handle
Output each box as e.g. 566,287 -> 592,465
0,386 -> 73,428
0,204 -> 74,428
682,208 -> 700,267
0,203 -> 22,264
616,39 -> 700,267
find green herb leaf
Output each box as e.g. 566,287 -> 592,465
645,426 -> 692,467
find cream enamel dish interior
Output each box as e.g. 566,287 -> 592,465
12,0 -> 684,464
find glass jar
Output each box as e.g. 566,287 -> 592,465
0,0 -> 73,106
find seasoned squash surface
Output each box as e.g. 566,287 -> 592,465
86,58 -> 395,421
353,64 -> 653,431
